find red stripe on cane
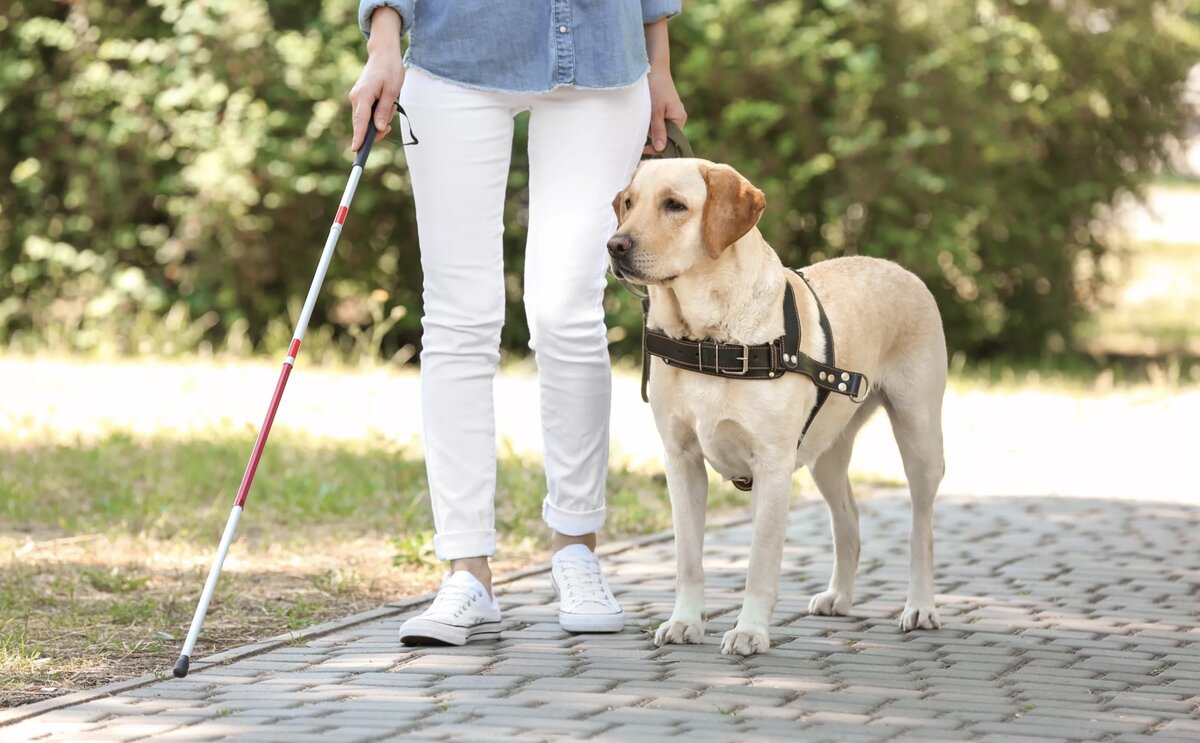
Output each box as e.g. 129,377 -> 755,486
233,362 -> 293,508
288,339 -> 301,358
335,206 -> 348,225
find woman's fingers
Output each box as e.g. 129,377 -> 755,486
349,79 -> 382,152
374,73 -> 405,142
643,101 -> 669,156
648,106 -> 668,153
667,102 -> 688,128
377,84 -> 402,130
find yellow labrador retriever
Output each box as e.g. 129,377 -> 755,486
607,158 -> 947,655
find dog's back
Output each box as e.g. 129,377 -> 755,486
800,255 -> 947,402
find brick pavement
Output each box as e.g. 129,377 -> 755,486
5,493 -> 1200,741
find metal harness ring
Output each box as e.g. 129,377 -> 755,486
850,374 -> 871,404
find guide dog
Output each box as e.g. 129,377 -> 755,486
607,159 -> 947,655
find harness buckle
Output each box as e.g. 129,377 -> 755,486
721,344 -> 751,376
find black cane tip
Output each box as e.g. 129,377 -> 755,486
173,655 -> 190,678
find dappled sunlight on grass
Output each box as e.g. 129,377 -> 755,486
0,429 -> 711,546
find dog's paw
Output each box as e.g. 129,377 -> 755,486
808,590 -> 852,616
654,616 -> 705,646
720,626 -> 770,656
899,603 -> 942,632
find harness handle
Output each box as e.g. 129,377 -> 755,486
644,120 -> 694,160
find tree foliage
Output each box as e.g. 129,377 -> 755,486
1,0 -> 1196,360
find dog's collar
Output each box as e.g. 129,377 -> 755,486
638,268 -> 870,438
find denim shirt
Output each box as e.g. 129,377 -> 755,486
358,1 -> 681,93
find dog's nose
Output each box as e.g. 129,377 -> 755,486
607,234 -> 632,257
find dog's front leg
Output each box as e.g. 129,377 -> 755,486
654,445 -> 709,646
721,465 -> 792,656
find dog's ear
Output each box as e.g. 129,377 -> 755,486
612,189 -> 625,224
701,164 -> 766,260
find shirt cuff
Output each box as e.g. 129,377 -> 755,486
358,0 -> 414,40
642,0 -> 681,23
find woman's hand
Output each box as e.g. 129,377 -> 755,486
646,67 -> 687,155
643,18 -> 687,156
349,7 -> 406,152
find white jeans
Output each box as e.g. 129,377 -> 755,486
399,67 -> 651,560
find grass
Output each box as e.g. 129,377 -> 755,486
947,350 -> 1200,393
934,238 -> 1200,393
1077,241 -> 1200,360
3,429 -> 724,547
0,427 -> 755,707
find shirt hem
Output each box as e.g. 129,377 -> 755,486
405,61 -> 649,95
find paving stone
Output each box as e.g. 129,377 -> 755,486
796,722 -> 902,740
506,677 -> 607,695
505,690 -> 643,713
8,720 -> 106,740
976,735 -> 1073,743
466,714 -> 613,736
873,712 -> 963,730
1158,718 -> 1200,734
591,723 -> 683,741
1014,691 -> 1106,708
889,729 -> 972,741
1110,736 -> 1200,743
577,667 -> 667,681
972,717 -> 1152,739
433,674 -> 528,691
148,726 -> 233,742
589,705 -> 738,727
65,720 -> 188,741
117,689 -> 214,701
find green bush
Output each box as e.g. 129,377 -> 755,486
0,0 -> 416,359
1,0 -> 1196,360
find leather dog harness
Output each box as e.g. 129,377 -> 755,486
638,268 -> 870,489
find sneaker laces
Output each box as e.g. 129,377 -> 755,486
429,580 -> 481,619
558,556 -> 610,605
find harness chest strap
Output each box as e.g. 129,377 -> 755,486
637,269 -> 869,422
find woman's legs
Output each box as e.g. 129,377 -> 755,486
400,68 -> 523,591
400,64 -> 650,618
524,78 -> 652,546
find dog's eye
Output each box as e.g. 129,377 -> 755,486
664,198 -> 687,212
624,198 -> 632,211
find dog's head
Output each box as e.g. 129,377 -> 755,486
607,158 -> 766,285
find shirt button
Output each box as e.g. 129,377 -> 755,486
558,25 -> 567,33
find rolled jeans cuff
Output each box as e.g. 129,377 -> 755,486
542,497 -> 606,537
433,529 -> 496,561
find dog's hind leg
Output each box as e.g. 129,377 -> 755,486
882,383 -> 946,632
721,462 -> 793,656
654,445 -> 710,646
807,397 -> 880,617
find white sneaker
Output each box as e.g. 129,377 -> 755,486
551,544 -> 624,633
398,571 -> 502,646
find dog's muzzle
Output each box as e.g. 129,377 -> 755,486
607,234 -> 634,259
607,234 -> 636,280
